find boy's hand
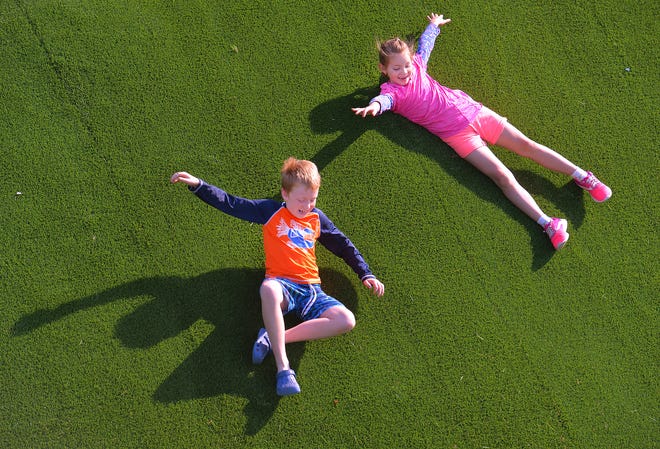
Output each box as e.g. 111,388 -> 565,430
352,102 -> 381,117
427,13 -> 451,27
363,277 -> 385,297
170,171 -> 200,188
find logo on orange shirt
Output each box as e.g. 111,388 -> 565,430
276,218 -> 315,249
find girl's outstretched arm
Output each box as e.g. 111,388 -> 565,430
427,13 -> 451,27
417,13 -> 451,63
352,102 -> 381,117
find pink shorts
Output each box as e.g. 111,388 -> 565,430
442,106 -> 508,158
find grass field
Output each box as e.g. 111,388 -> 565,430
1,0 -> 658,447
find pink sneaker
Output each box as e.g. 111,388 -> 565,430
575,171 -> 612,202
544,218 -> 569,250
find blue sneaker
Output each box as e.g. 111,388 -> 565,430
251,328 -> 271,365
276,369 -> 301,396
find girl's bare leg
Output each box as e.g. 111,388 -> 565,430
495,123 -> 577,175
464,146 -> 546,222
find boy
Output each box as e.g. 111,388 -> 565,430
170,158 -> 385,396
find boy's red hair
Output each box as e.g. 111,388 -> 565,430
281,157 -> 321,192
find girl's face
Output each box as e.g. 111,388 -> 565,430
380,51 -> 413,86
281,183 -> 318,219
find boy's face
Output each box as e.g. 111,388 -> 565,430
281,183 -> 318,219
380,51 -> 413,86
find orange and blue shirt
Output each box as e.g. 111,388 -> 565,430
191,180 -> 375,284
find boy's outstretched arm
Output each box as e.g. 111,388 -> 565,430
170,171 -> 201,188
363,277 -> 385,297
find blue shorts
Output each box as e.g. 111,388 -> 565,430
268,277 -> 345,321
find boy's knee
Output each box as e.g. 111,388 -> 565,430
260,280 -> 282,302
323,306 -> 355,333
338,308 -> 356,333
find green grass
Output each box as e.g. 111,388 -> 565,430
1,0 -> 658,447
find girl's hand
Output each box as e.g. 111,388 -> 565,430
170,171 -> 200,188
352,102 -> 381,117
363,277 -> 385,297
427,13 -> 451,27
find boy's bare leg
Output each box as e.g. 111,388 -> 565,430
284,306 -> 355,343
259,280 -> 290,372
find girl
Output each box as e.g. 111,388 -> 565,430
352,13 -> 611,250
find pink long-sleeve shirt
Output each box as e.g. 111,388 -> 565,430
371,25 -> 482,140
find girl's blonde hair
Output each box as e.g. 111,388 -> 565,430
280,157 -> 321,192
377,37 -> 414,66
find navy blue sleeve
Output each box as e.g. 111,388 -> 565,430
190,180 -> 281,224
315,209 -> 375,281
417,24 -> 441,64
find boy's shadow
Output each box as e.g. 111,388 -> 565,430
309,87 -> 586,270
12,267 -> 358,435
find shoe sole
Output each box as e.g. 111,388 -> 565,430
554,233 -> 569,250
252,328 -> 270,365
547,219 -> 569,250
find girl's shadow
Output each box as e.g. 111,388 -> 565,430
309,87 -> 586,270
12,267 -> 358,435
